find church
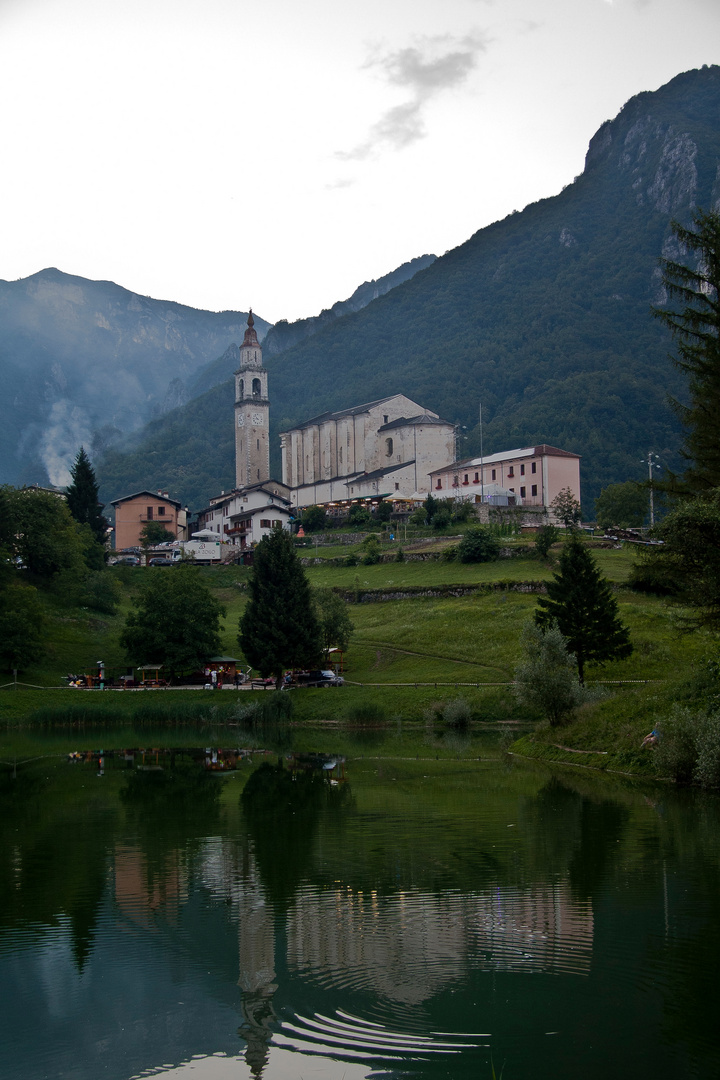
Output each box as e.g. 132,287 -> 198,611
197,312 -> 456,542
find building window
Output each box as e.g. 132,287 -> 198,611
158,506 -> 165,516
436,480 -> 442,489
273,519 -> 281,527
147,506 -> 153,519
508,466 -> 514,477
260,519 -> 271,528
520,464 -> 525,476
223,506 -> 229,515
257,439 -> 260,450
252,378 -> 261,397
520,486 -> 526,498
463,474 -> 469,485
474,472 -> 479,483
491,469 -> 496,481
339,446 -> 342,464
385,437 -> 393,457
239,379 -> 244,397
531,484 -> 538,496
531,462 -> 537,474
383,415 -> 388,424
395,483 -> 400,490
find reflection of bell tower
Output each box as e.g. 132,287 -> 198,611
235,311 -> 270,488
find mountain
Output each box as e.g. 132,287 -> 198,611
0,268 -> 268,487
95,66 -> 720,512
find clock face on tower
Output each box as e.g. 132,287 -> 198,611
251,412 -> 264,425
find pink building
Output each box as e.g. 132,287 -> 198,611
428,444 -> 580,512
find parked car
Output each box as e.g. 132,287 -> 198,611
148,557 -> 175,566
115,556 -> 140,566
296,669 -> 344,687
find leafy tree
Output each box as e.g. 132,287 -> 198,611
431,507 -> 452,530
348,504 -> 371,528
0,581 -> 45,672
361,535 -> 381,564
550,487 -> 582,529
375,500 -> 392,523
300,505 -> 327,532
422,494 -> 439,525
654,209 -> 720,494
313,587 -> 354,658
120,565 -> 225,676
238,526 -> 322,687
65,447 -> 108,546
3,486 -> 86,579
514,621 -> 584,726
139,520 -> 176,546
594,481 -> 647,529
633,491 -> 720,627
457,526 -> 501,563
534,523 -> 559,559
535,533 -> 632,683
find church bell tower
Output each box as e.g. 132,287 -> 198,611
234,311 -> 270,488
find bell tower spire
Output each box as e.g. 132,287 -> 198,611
234,310 -> 270,488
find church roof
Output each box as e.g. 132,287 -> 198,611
377,413 -> 452,432
282,395 -> 402,432
241,310 -> 259,349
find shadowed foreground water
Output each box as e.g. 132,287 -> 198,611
0,728 -> 718,1080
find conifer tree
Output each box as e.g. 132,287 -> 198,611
238,527 -> 322,687
535,534 -> 632,683
65,447 -> 107,546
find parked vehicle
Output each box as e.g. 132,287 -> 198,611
148,557 -> 174,566
295,669 -> 344,687
115,556 -> 140,566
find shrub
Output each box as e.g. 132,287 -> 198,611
534,524 -> 559,560
345,701 -> 388,724
395,546 -> 405,562
431,508 -> 452,530
362,536 -> 381,565
443,697 -> 472,729
514,621 -> 584,726
457,527 -> 501,563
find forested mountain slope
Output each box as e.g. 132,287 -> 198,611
97,66 -> 720,511
0,268 -> 266,487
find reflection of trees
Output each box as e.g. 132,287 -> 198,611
647,793 -> 720,1072
519,776 -> 628,899
0,764 -> 115,970
241,762 -> 352,911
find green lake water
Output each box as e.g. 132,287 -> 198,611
0,723 -> 718,1080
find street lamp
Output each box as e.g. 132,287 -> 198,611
640,451 -> 661,527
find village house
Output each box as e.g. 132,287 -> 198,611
111,490 -> 189,550
195,480 -> 293,551
280,395 -> 455,511
428,444 -> 581,513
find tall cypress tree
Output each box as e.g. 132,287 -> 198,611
65,447 -> 107,545
239,527 -> 322,687
535,534 -> 632,683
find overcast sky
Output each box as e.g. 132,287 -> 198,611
1,0 -> 719,324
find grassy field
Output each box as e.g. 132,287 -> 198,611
1,541 -> 713,781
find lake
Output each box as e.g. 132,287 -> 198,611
0,723 -> 718,1080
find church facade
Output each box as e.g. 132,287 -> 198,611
280,396 -> 455,511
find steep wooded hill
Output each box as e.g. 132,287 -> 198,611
96,66 -> 720,511
0,269 -> 267,487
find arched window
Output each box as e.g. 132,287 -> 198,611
385,437 -> 393,457
252,378 -> 261,397
238,379 -> 244,398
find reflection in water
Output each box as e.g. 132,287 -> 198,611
1,743 -> 720,1079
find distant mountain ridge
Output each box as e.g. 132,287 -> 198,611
14,66 -> 720,512
0,268 -> 268,487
